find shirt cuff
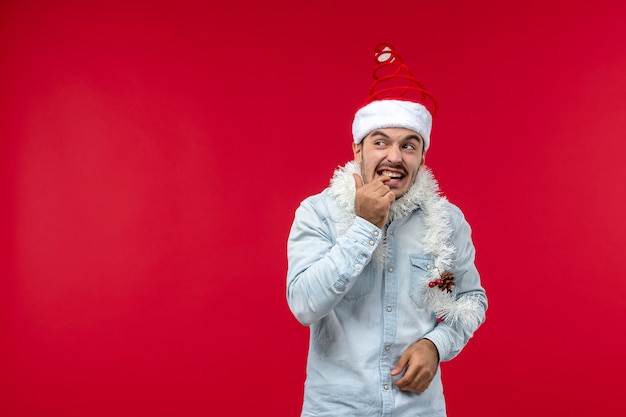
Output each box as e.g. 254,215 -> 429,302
350,216 -> 383,250
422,327 -> 453,363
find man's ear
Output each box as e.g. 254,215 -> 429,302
352,142 -> 363,163
421,151 -> 426,166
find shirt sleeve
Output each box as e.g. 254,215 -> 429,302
423,206 -> 488,362
286,198 -> 382,326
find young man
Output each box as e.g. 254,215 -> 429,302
286,44 -> 487,416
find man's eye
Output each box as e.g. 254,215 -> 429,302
403,144 -> 416,150
374,140 -> 385,146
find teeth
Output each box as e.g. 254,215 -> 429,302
381,171 -> 402,178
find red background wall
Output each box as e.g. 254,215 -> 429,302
2,1 -> 625,415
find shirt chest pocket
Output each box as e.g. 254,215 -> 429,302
409,255 -> 434,307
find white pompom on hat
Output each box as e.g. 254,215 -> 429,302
352,44 -> 437,150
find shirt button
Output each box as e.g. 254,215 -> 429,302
389,230 -> 394,235
385,345 -> 390,351
384,384 -> 389,390
388,267 -> 394,273
369,240 -> 375,246
386,306 -> 392,312
374,231 -> 379,237
355,264 -> 362,271
427,264 -> 432,270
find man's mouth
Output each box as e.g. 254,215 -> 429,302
378,170 -> 405,180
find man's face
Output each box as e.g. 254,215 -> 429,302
352,127 -> 425,199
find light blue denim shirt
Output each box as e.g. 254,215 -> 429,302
287,183 -> 487,417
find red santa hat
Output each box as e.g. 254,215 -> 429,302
352,43 -> 438,150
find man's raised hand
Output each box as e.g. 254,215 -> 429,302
353,173 -> 395,228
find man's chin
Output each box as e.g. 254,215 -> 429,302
390,188 -> 409,199
384,180 -> 407,196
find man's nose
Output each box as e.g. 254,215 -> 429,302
386,145 -> 402,163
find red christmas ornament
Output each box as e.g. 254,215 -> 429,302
429,271 -> 456,293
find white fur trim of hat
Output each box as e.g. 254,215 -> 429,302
352,99 -> 432,150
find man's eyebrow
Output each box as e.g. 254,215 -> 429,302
370,130 -> 423,143
369,130 -> 390,138
404,134 -> 423,143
